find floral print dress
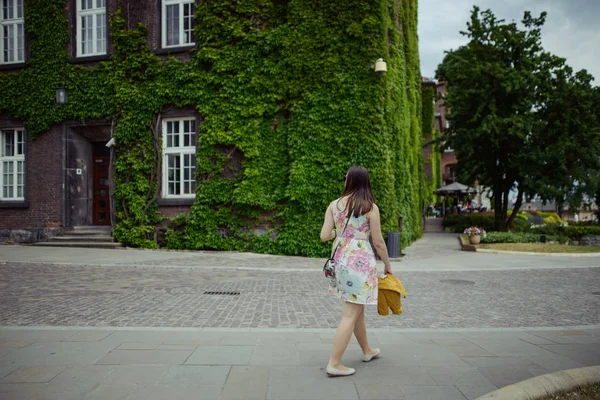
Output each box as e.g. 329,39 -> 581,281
329,199 -> 378,305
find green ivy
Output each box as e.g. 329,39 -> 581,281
0,0 -> 425,256
421,84 -> 442,206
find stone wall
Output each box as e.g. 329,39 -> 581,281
576,235 -> 600,246
0,228 -> 62,243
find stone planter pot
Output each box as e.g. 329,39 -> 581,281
469,235 -> 481,245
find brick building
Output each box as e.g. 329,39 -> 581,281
434,80 -> 457,185
0,0 -> 199,242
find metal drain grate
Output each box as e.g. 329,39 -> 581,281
204,291 -> 241,296
440,279 -> 475,285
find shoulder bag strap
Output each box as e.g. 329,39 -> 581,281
329,208 -> 352,259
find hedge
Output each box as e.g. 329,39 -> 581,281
481,232 -> 562,244
443,214 -> 495,233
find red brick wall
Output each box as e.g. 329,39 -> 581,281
158,205 -> 192,219
0,125 -> 63,228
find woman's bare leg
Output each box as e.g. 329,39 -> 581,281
353,306 -> 374,354
328,302 -> 363,370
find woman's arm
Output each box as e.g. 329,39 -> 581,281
368,205 -> 392,274
320,203 -> 337,242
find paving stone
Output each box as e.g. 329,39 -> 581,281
159,365 -> 229,385
157,344 -> 198,351
354,383 -> 406,399
477,366 -> 536,388
125,383 -> 224,400
267,366 -> 359,400
539,343 -> 600,365
219,333 -> 259,346
437,343 -> 497,357
0,330 -> 81,342
51,365 -> 114,386
465,338 -> 556,357
1,342 -> 115,366
373,332 -> 416,345
250,344 -> 299,366
101,365 -> 168,385
0,383 -> 47,400
95,350 -> 192,365
351,365 -> 435,385
185,345 -> 254,365
118,342 -> 162,350
0,341 -> 32,348
0,366 -> 17,379
460,356 -> 535,368
221,366 -> 269,400
83,383 -> 137,400
400,385 -> 467,400
62,331 -> 114,342
425,366 -> 496,386
530,330 -> 600,345
0,366 -> 66,383
373,344 -> 472,367
523,354 -> 585,372
456,383 -> 498,400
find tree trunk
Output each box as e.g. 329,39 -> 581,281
494,184 -> 504,231
505,189 -> 524,229
500,187 -> 509,231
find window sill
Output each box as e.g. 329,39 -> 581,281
155,45 -> 195,56
157,197 -> 195,206
0,62 -> 26,71
68,54 -> 111,64
0,200 -> 29,208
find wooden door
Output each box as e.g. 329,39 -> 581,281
93,157 -> 111,225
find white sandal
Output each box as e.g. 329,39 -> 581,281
326,364 -> 356,376
363,348 -> 380,362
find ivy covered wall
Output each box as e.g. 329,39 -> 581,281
0,0 -> 424,257
421,83 -> 442,205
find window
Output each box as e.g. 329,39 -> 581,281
77,0 -> 106,57
0,128 -> 25,200
0,0 -> 25,64
162,0 -> 195,48
162,118 -> 197,198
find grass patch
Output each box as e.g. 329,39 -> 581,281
479,243 -> 600,253
538,383 -> 600,399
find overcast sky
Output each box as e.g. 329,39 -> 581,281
418,0 -> 600,83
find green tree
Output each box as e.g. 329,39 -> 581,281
436,7 -> 600,230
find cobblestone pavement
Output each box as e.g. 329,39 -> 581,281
1,263 -> 599,329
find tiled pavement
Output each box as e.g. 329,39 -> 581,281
1,234 -> 600,399
1,327 -> 600,400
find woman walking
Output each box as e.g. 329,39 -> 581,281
320,166 -> 393,376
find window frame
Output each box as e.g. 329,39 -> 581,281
0,0 -> 25,65
161,117 -> 198,200
161,0 -> 196,49
0,127 -> 26,202
76,0 -> 107,58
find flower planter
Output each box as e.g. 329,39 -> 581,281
469,235 -> 481,245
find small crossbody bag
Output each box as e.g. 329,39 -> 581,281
323,209 -> 352,280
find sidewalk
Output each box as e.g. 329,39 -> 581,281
2,233 -> 599,272
1,326 -> 599,400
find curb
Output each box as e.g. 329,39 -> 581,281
458,235 -> 600,258
475,366 -> 600,400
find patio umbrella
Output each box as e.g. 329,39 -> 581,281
434,182 -> 478,195
434,182 -> 478,216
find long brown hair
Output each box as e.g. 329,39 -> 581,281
338,166 -> 375,217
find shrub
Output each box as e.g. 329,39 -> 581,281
481,232 -> 558,244
538,211 -> 562,224
443,214 -> 495,233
